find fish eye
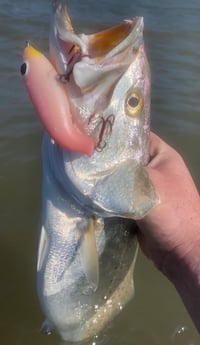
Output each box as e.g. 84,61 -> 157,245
125,89 -> 143,117
20,61 -> 29,76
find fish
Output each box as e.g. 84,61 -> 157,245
21,0 -> 157,342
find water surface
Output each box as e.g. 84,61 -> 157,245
0,0 -> 200,344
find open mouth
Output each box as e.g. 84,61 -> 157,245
51,0 -> 143,78
22,1 -> 144,156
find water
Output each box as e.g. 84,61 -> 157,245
0,0 -> 200,343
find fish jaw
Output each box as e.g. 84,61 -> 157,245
21,44 -> 96,156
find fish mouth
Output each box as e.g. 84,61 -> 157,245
40,0 -> 144,154
50,0 -> 143,80
86,19 -> 141,60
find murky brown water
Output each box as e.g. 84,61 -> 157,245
0,0 -> 200,344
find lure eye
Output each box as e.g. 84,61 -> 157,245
20,62 -> 28,76
125,89 -> 143,117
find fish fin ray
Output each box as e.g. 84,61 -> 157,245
79,218 -> 99,291
37,225 -> 49,272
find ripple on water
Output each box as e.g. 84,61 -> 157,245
171,325 -> 200,345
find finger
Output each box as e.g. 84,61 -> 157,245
148,132 -> 165,159
148,132 -> 180,170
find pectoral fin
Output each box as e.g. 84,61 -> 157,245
37,225 -> 49,272
79,218 -> 99,291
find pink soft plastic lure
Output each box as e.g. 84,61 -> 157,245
21,43 -> 96,156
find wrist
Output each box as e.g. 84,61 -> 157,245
161,220 -> 200,282
161,223 -> 200,332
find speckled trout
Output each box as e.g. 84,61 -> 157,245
21,0 -> 157,341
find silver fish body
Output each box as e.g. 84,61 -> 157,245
36,0 -> 157,341
38,146 -> 138,340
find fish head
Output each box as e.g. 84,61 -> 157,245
47,1 -> 156,219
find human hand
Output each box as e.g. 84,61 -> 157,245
136,132 -> 200,274
136,132 -> 200,332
